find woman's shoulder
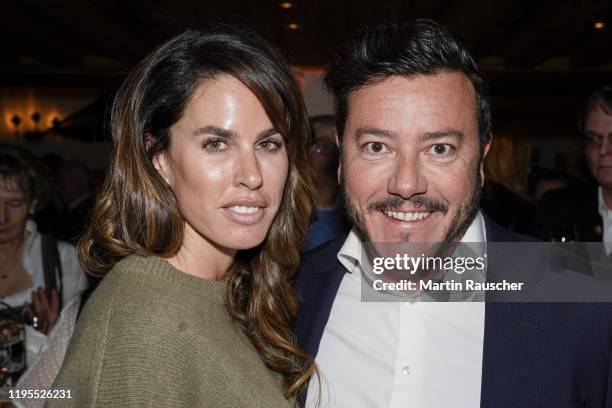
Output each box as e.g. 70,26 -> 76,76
80,254 -> 225,331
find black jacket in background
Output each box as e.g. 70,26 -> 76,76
532,179 -> 602,241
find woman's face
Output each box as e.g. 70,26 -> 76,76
0,177 -> 34,244
154,75 -> 289,252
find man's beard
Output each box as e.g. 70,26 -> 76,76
341,162 -> 482,246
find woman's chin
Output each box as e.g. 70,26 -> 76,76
216,233 -> 268,252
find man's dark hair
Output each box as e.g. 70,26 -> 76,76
324,19 -> 491,153
579,84 -> 612,134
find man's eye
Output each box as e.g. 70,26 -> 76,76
430,144 -> 453,156
9,200 -> 24,207
364,141 -> 388,154
585,135 -> 603,145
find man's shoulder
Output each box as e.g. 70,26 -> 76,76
301,235 -> 347,263
484,215 -> 540,243
298,235 -> 347,280
295,235 -> 348,297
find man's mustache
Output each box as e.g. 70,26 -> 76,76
367,195 -> 448,214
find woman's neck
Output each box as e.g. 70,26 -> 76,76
0,236 -> 25,255
166,223 -> 235,281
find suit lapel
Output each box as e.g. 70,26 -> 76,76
295,240 -> 347,358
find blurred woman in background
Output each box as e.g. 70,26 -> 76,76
481,134 -> 534,233
0,145 -> 86,331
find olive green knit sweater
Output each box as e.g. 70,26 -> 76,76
48,255 -> 291,408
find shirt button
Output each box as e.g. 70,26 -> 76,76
402,365 -> 413,375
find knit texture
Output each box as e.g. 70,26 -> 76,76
47,255 -> 291,407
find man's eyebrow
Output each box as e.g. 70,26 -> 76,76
192,126 -> 279,141
583,130 -> 606,137
355,127 -> 397,140
419,130 -> 464,143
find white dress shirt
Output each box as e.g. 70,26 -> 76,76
597,187 -> 612,254
306,213 -> 487,408
1,220 -> 87,308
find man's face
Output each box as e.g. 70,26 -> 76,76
584,103 -> 612,190
340,72 -> 488,245
307,125 -> 339,179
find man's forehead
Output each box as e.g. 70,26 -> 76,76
585,102 -> 612,132
345,72 -> 478,136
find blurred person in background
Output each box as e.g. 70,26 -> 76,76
0,146 -> 87,329
0,145 -> 87,392
481,134 -> 534,233
303,115 -> 350,250
530,168 -> 571,202
35,160 -> 95,245
532,84 -> 612,242
54,160 -> 95,244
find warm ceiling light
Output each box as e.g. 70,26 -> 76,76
594,21 -> 605,29
280,2 -> 293,8
288,23 -> 299,30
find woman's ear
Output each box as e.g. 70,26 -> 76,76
152,153 -> 171,185
146,133 -> 172,185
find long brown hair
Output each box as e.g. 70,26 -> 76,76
78,27 -> 316,400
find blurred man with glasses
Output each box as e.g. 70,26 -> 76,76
303,115 -> 350,250
534,85 -> 612,244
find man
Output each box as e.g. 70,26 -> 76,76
295,20 -> 612,407
303,115 -> 350,250
533,85 -> 612,244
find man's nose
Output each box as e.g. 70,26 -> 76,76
234,150 -> 263,190
387,154 -> 427,199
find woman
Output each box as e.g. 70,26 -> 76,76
0,146 -> 87,327
50,27 -> 316,407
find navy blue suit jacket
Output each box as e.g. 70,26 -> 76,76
295,219 -> 612,407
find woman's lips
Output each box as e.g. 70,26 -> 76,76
222,205 -> 266,225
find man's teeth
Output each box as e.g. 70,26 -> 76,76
384,211 -> 431,221
229,205 -> 259,214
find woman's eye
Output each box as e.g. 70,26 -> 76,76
430,144 -> 453,156
258,140 -> 282,152
364,141 -> 388,154
203,139 -> 228,152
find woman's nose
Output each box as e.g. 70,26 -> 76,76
234,151 -> 263,190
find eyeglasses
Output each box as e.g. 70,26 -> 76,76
584,133 -> 610,147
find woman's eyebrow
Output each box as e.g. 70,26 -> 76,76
192,126 -> 278,141
193,125 -> 236,138
256,127 -> 279,141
